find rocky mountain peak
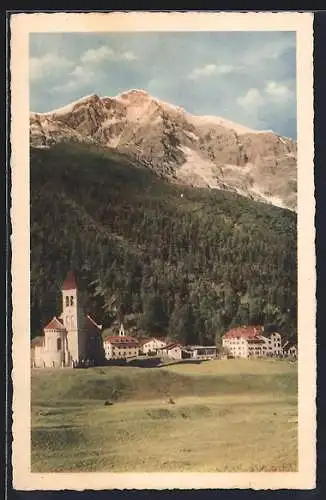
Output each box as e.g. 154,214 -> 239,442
30,90 -> 297,211
117,88 -> 151,101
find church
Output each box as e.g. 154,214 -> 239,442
31,271 -> 104,368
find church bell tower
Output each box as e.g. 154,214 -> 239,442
61,271 -> 86,364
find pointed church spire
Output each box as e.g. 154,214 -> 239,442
119,323 -> 125,337
62,271 -> 77,291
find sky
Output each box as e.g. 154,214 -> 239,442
29,31 -> 296,138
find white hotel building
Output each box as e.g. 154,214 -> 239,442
222,325 -> 283,359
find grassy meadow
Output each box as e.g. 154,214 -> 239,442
31,358 -> 298,472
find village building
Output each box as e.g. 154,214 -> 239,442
222,326 -> 283,359
158,342 -> 183,360
282,341 -> 298,359
31,271 -> 104,368
139,337 -> 168,355
103,323 -> 139,360
288,345 -> 298,358
184,345 -> 217,360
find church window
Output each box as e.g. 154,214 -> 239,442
57,338 -> 61,351
65,296 -> 69,307
70,296 -> 74,306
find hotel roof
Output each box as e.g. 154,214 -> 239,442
223,325 -> 264,339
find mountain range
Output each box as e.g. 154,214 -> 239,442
30,89 -> 297,211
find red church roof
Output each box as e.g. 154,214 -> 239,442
44,316 -> 66,331
62,271 -> 77,290
223,325 -> 264,339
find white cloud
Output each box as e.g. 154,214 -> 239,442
70,65 -> 93,80
80,46 -> 114,63
219,65 -> 233,74
80,46 -> 137,64
36,45 -> 137,93
188,63 -> 233,80
30,53 -> 74,80
236,80 -> 295,128
52,65 -> 95,93
123,51 -> 137,61
265,80 -> 294,100
237,88 -> 265,110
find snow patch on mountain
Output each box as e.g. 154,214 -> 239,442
251,185 -> 287,210
187,113 -> 272,135
33,94 -> 100,116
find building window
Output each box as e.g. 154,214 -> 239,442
57,338 -> 61,351
70,296 -> 74,306
65,296 -> 69,307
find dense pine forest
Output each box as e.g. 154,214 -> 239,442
30,143 -> 297,346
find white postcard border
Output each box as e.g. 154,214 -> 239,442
10,11 -> 316,491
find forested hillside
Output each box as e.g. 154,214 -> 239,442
30,143 -> 297,345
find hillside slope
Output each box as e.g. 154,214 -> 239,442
30,90 -> 297,211
31,360 -> 297,403
30,142 -> 297,344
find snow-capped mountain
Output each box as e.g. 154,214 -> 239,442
30,89 -> 297,211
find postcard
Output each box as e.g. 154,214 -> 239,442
10,11 -> 316,490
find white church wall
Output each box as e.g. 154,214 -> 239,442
42,350 -> 64,368
37,329 -> 66,367
32,345 -> 44,367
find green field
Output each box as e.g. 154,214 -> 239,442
31,359 -> 298,472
